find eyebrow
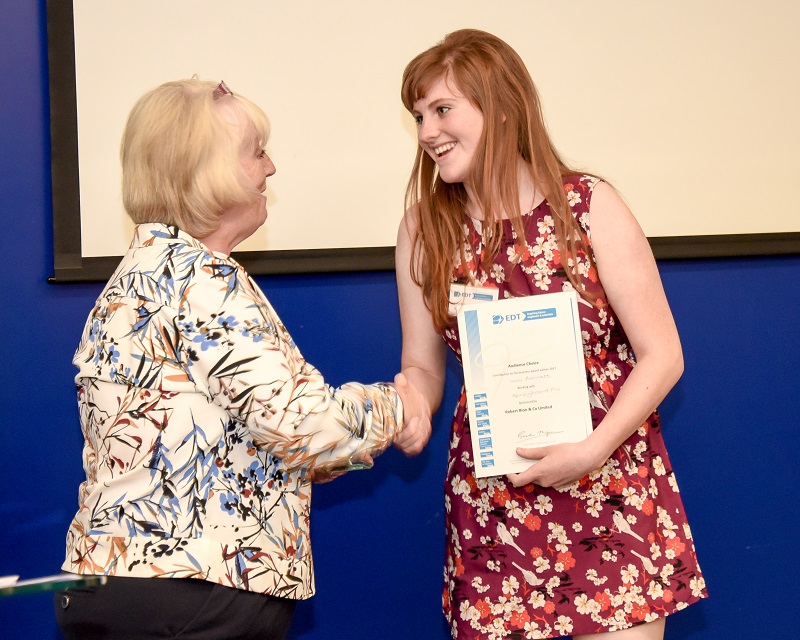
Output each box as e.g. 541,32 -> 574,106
413,95 -> 457,113
428,97 -> 452,107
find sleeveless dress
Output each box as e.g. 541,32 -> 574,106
441,176 -> 707,638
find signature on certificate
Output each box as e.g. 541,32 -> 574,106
517,429 -> 564,444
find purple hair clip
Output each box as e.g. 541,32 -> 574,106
212,80 -> 234,99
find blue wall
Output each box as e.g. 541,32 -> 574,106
2,2 -> 798,638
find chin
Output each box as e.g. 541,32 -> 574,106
436,167 -> 467,184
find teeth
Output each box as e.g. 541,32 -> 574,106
434,142 -> 456,156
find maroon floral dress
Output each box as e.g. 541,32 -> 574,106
441,176 -> 707,638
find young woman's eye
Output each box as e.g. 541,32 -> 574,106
437,106 -> 450,115
414,114 -> 423,125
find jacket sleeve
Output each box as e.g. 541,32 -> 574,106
175,260 -> 403,470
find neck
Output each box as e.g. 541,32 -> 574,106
198,217 -> 243,256
464,161 -> 541,221
197,230 -> 234,256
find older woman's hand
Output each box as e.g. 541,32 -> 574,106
311,454 -> 375,484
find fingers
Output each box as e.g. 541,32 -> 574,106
516,446 -> 546,461
392,372 -> 433,456
311,452 -> 377,484
311,468 -> 340,484
395,415 -> 418,443
394,416 -> 421,451
393,416 -> 430,457
508,449 -> 546,487
507,459 -> 579,490
396,439 -> 427,457
507,469 -> 535,488
358,453 -> 375,467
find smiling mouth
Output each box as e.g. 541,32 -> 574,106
433,142 -> 456,156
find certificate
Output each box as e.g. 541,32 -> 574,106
457,291 -> 592,478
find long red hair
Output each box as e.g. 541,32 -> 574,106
401,29 -> 593,332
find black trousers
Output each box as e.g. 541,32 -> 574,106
54,576 -> 297,640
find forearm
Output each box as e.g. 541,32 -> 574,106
401,364 -> 444,417
509,340 -> 684,490
251,379 -> 403,470
585,352 -> 683,463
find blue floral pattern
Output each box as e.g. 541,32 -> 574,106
63,223 -> 402,598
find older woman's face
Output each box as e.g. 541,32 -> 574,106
241,130 -> 276,204
238,125 -> 276,228
212,124 -> 276,254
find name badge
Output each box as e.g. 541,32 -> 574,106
448,283 -> 499,316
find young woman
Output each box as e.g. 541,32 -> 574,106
394,29 -> 707,639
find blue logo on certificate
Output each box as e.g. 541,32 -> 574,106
493,309 -> 557,325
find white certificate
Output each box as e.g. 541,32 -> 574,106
457,291 -> 592,478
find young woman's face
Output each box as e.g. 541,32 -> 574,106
412,76 -> 484,186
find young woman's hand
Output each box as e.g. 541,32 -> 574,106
507,440 -> 607,490
393,372 -> 432,456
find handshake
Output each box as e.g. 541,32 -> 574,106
312,372 -> 433,484
392,371 -> 433,457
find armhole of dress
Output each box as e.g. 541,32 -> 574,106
578,175 -> 600,266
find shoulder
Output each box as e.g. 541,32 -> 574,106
586,180 -> 632,221
398,204 -> 421,239
556,174 -> 604,232
396,207 -> 419,281
563,174 -> 603,207
115,230 -> 249,310
396,205 -> 423,261
585,182 -> 649,263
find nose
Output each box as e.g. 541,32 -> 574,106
418,118 -> 439,145
263,153 -> 276,177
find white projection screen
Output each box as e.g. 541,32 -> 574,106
47,0 -> 800,282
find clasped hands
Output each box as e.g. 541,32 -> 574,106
392,372 -> 432,457
312,372 -> 431,484
314,371 -> 601,488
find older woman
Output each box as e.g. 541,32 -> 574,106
55,78 -> 420,640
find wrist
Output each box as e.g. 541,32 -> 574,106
584,429 -> 618,467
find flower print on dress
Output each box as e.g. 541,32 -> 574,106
441,176 -> 706,638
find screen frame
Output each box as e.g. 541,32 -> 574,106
46,0 -> 800,283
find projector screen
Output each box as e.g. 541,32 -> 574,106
47,0 -> 800,282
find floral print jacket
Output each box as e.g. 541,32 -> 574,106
62,223 -> 402,599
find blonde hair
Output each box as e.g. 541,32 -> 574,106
121,78 -> 270,238
401,29 -> 593,331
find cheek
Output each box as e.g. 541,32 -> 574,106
421,142 -> 438,161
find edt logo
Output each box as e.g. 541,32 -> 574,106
492,309 -> 552,324
492,313 -> 525,325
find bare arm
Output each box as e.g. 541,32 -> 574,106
509,181 -> 683,488
393,209 -> 447,456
